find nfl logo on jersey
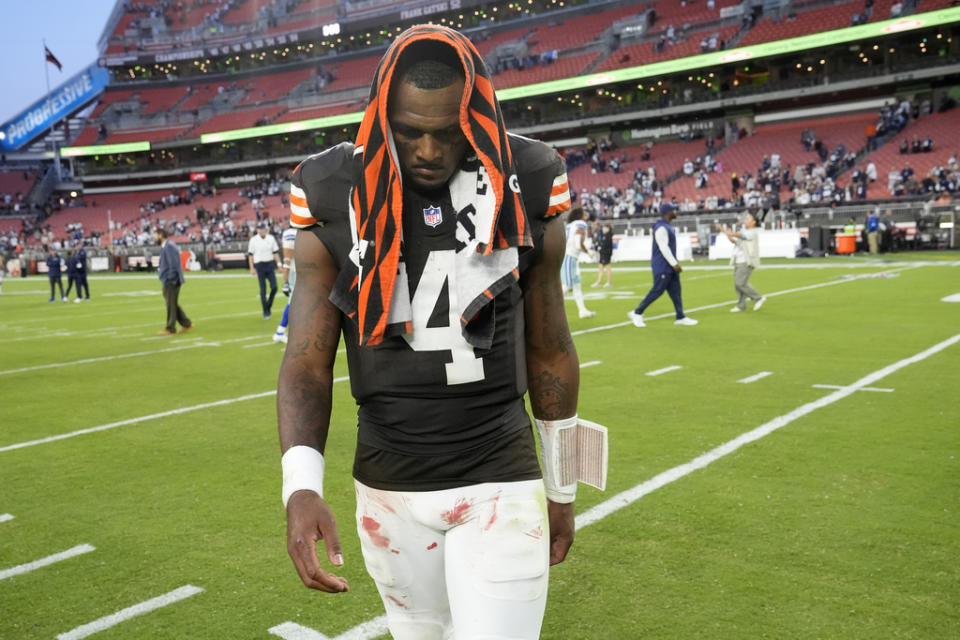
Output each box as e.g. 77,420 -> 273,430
423,205 -> 442,228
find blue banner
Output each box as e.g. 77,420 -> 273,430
1,64 -> 110,152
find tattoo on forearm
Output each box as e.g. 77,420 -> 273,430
278,375 -> 333,450
529,370 -> 570,419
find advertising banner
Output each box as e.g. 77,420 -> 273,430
0,64 -> 109,152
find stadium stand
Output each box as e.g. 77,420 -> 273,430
273,100 -> 364,123
0,171 -> 37,199
648,0 -> 740,27
102,124 -> 197,145
739,2 -> 859,47
187,105 -> 288,136
526,4 -> 649,52
471,26 -> 534,57
237,68 -> 316,106
140,86 -> 194,115
665,112 -> 878,204
595,23 -> 741,71
491,52 -> 600,89
860,107 -> 960,198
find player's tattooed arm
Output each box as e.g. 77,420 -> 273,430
524,216 -> 579,420
277,230 -> 342,453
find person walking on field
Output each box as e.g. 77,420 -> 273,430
627,205 -> 697,327
562,206 -> 595,318
722,211 -> 766,312
592,222 -> 614,288
248,222 -> 281,319
277,25 -> 600,640
155,228 -> 193,336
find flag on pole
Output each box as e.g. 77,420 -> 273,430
45,45 -> 62,71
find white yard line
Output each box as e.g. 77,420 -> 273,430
574,332 -> 960,529
812,383 -> 894,393
739,371 -> 773,384
0,513 -> 14,523
0,544 -> 95,581
579,360 -> 602,368
242,341 -> 282,349
0,335 -> 264,376
56,585 -> 204,640
0,376 -> 352,453
646,365 -> 682,377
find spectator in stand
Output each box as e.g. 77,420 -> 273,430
911,135 -> 922,154
922,136 -> 933,153
900,139 -> 909,154
46,247 -> 65,302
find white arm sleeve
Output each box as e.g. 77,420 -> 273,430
654,226 -> 678,266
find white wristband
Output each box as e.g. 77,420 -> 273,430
281,445 -> 325,507
534,415 -> 578,504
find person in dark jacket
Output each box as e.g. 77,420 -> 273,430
73,247 -> 90,300
46,247 -> 65,302
154,228 -> 193,335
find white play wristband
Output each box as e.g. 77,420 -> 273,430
534,415 -> 578,504
281,445 -> 325,507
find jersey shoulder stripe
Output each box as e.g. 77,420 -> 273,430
289,142 -> 355,229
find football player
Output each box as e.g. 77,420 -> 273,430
562,206 -> 596,318
272,225 -> 297,343
277,25 -> 585,639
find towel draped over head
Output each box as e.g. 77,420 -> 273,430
335,24 -> 532,347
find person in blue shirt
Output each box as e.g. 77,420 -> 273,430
627,205 -> 698,327
45,247 -> 66,302
866,210 -> 879,255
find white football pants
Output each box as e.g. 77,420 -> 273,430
355,479 -> 550,640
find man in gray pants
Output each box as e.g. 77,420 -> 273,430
155,228 -> 193,335
722,211 -> 766,312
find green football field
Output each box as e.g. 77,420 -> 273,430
1,253 -> 958,639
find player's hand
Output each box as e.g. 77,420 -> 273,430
546,500 -> 575,566
250,267 -> 256,276
673,264 -> 683,273
285,491 -> 349,593
282,281 -> 291,297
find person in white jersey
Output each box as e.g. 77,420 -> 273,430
273,225 -> 298,343
562,206 -> 595,319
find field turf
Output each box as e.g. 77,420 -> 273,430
1,252 -> 958,639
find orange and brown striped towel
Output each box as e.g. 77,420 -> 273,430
333,25 -> 532,348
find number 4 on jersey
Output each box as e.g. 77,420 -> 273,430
402,250 -> 486,385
